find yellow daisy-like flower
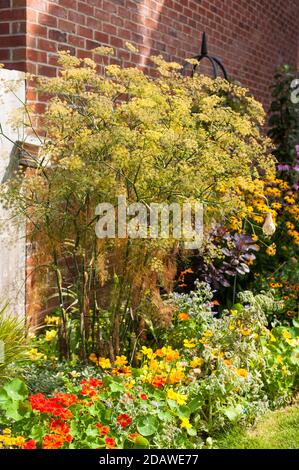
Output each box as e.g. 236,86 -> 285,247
45,329 -> 57,341
180,417 -> 192,429
140,346 -> 155,359
240,326 -> 250,336
266,243 -> 276,256
167,389 -> 187,406
190,357 -> 204,368
183,339 -> 196,349
114,355 -> 128,368
282,330 -> 292,340
98,357 -> 111,369
236,368 -> 248,378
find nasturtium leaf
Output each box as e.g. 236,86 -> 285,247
3,379 -> 28,401
187,427 -> 197,437
178,405 -> 191,418
134,436 -> 150,448
137,416 -> 158,436
224,404 -> 243,422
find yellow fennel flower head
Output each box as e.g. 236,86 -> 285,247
190,357 -> 204,368
180,417 -> 192,429
45,329 -> 57,341
98,357 -> 111,369
236,368 -> 248,378
114,355 -> 128,368
262,212 -> 276,236
266,243 -> 276,256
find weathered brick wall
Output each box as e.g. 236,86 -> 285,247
1,0 -> 299,111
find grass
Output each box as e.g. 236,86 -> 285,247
216,405 -> 299,449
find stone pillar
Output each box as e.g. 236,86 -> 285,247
0,68 -> 26,320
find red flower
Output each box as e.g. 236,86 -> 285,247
29,393 -> 73,420
96,423 -> 110,436
140,393 -> 148,400
50,419 -> 70,435
100,425 -> 110,436
54,393 -> 78,407
23,439 -> 36,449
152,376 -> 165,388
105,437 -> 116,449
117,413 -> 132,429
80,378 -> 103,388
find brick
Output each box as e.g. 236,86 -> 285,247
58,44 -> 75,55
0,22 -> 9,34
12,47 -> 26,60
0,34 -> 26,46
0,0 -> 10,7
58,19 -> 76,33
0,49 -> 10,60
0,8 -> 26,20
94,31 -> 109,43
38,13 -> 57,28
27,48 -> 47,62
27,24 -> 47,36
68,10 -> 86,25
77,1 -> 94,16
48,29 -> 67,42
11,21 -> 26,33
37,64 -> 57,76
68,34 -> 84,48
77,25 -> 93,39
38,38 -> 57,53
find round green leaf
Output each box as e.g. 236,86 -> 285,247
137,416 -> 158,436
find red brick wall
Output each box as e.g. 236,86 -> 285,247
1,0 -> 299,111
0,0 -> 26,68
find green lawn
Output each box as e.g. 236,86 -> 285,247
216,406 -> 299,449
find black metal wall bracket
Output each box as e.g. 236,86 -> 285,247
187,32 -> 228,80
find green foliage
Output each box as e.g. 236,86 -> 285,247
0,303 -> 28,384
268,65 -> 299,167
0,51 -> 275,360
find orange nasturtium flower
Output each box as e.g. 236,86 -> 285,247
178,312 -> 190,321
